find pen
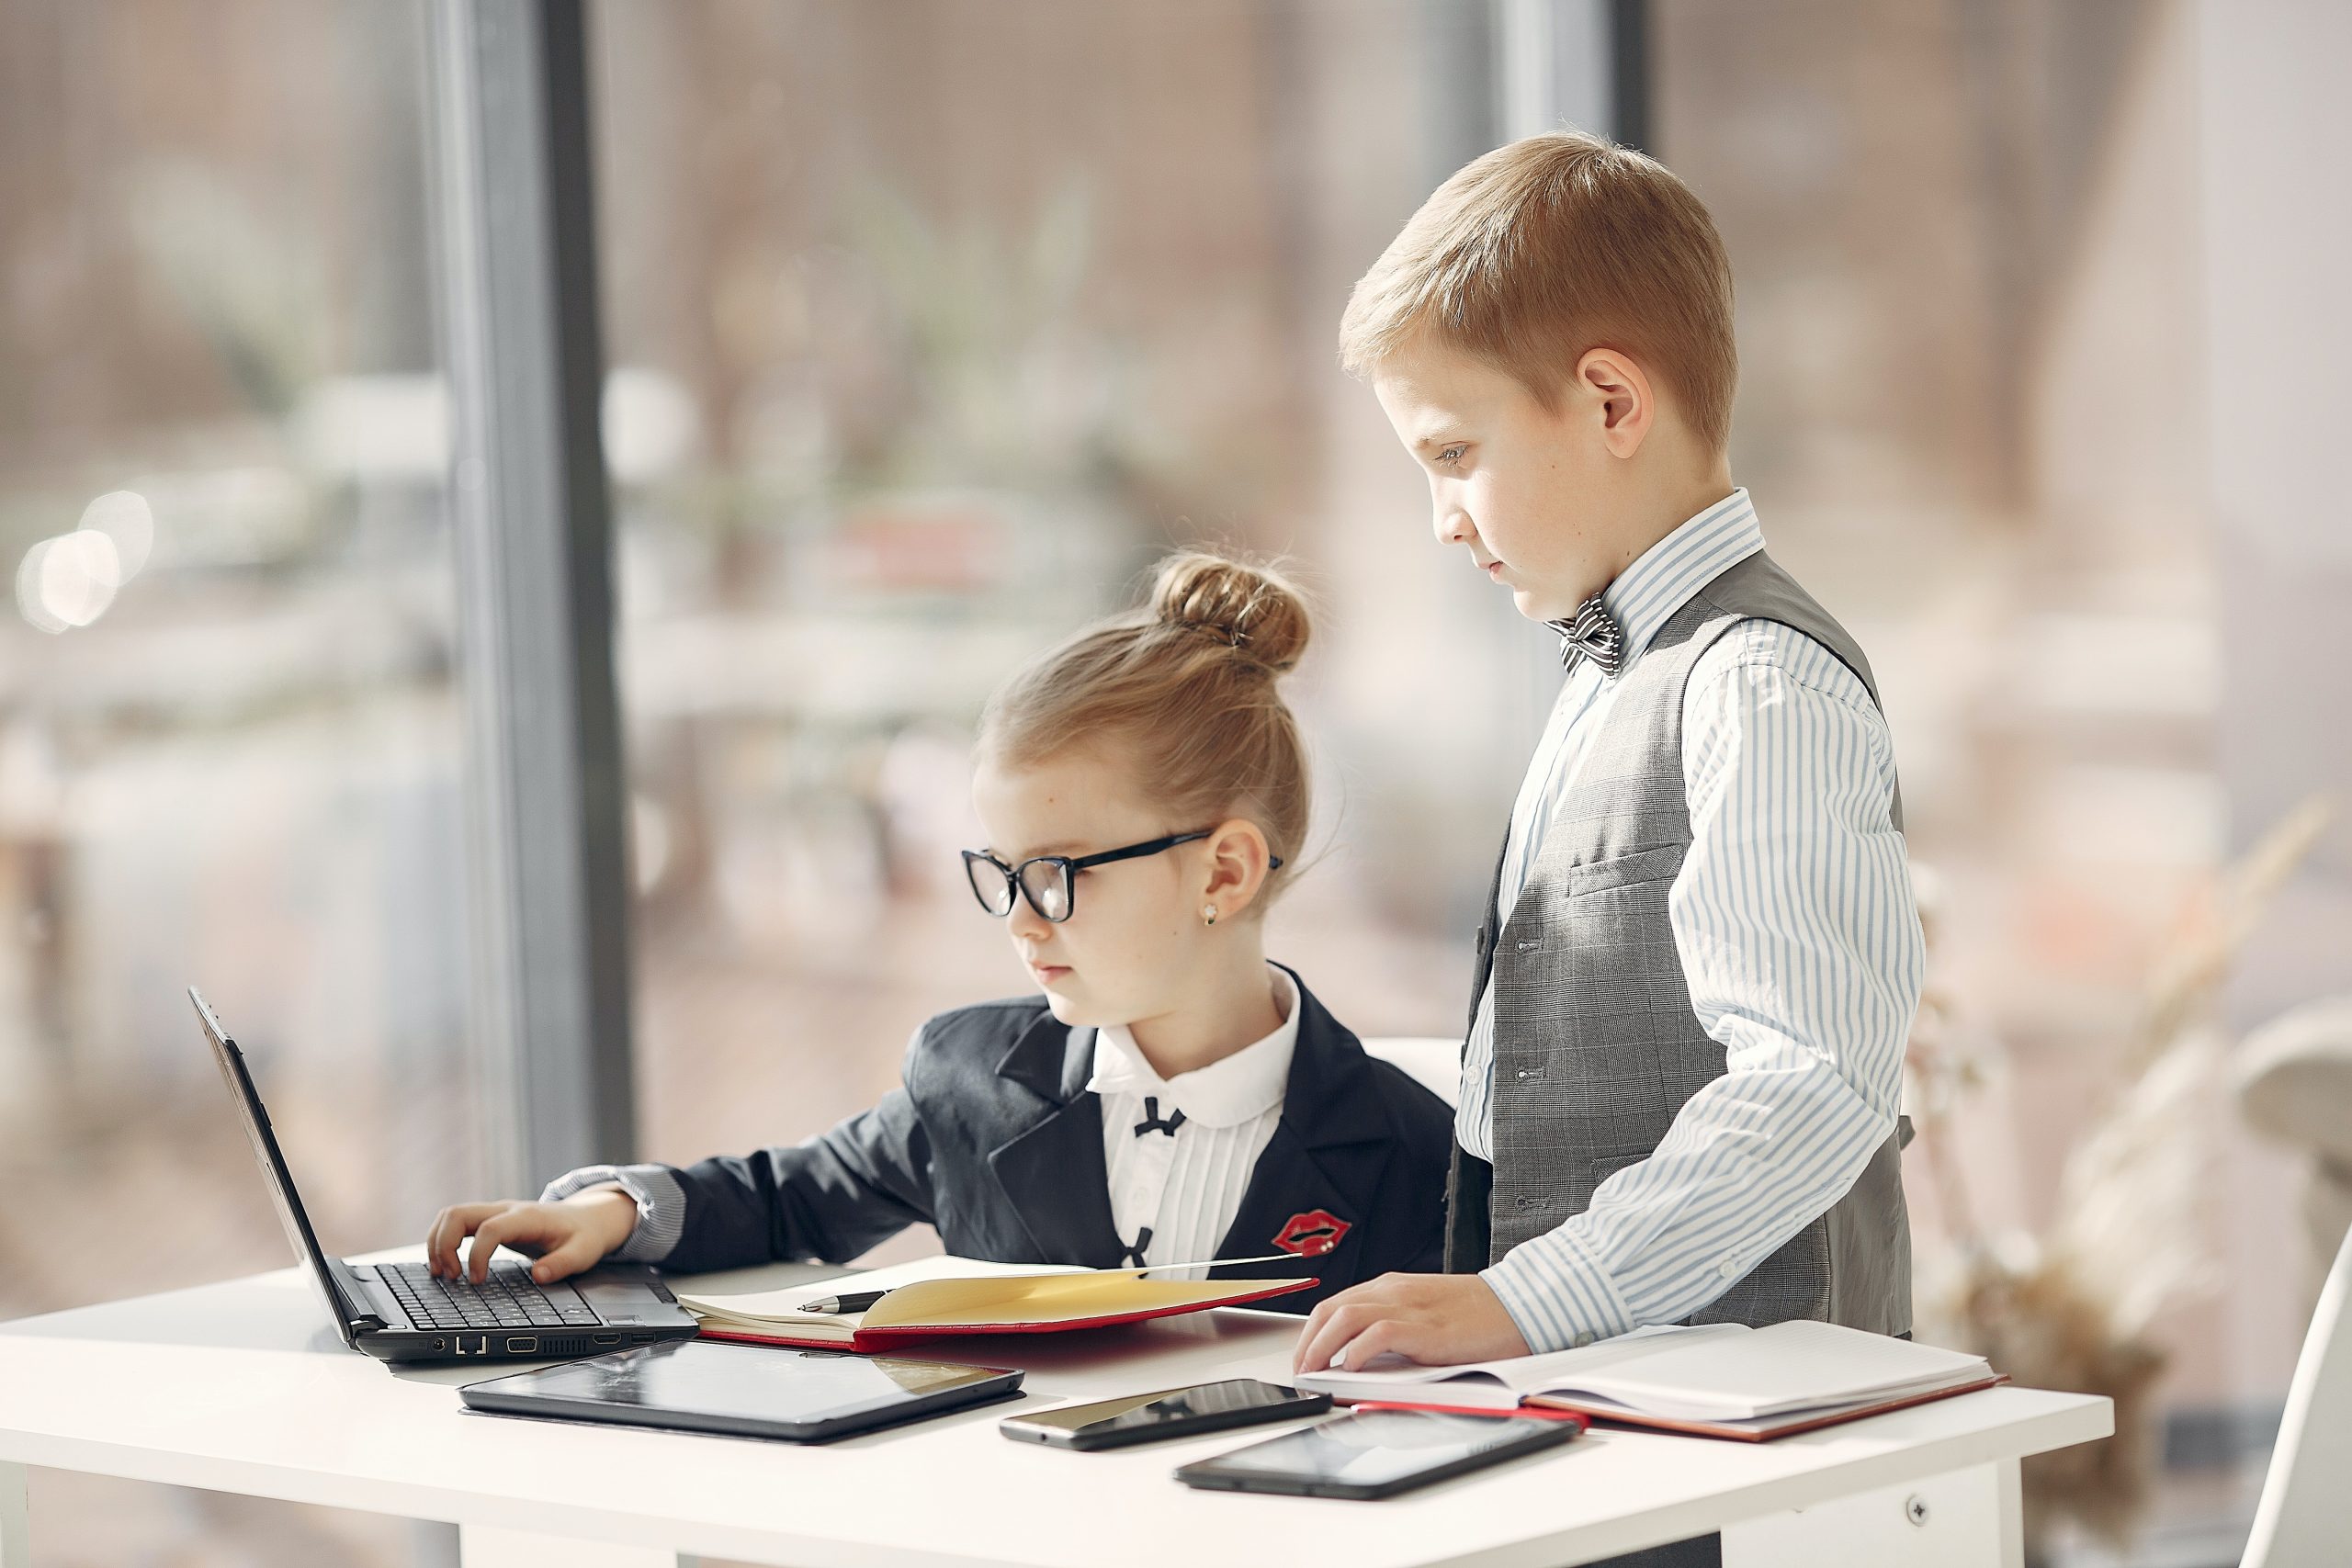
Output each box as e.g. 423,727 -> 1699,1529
796,1290 -> 888,1314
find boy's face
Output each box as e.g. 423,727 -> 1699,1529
968,748 -> 1216,1032
1372,339 -> 1621,624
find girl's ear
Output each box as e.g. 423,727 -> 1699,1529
1200,818 -> 1276,915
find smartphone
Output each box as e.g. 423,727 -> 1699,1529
1173,1407 -> 1583,1499
999,1378 -> 1331,1451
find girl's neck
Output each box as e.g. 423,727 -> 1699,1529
1124,941 -> 1286,1080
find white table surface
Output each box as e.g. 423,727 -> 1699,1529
0,1250 -> 2111,1568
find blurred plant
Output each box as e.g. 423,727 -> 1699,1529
1910,795 -> 2334,1551
122,160 -> 328,421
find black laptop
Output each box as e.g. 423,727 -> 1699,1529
191,986 -> 699,1364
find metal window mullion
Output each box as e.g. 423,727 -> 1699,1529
428,0 -> 634,1196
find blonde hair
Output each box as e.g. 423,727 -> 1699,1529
1339,130 -> 1738,453
980,552 -> 1313,899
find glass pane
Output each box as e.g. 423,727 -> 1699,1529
0,2 -> 476,1561
594,0 -> 1513,1246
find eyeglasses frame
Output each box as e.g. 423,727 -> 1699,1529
960,829 -> 1284,923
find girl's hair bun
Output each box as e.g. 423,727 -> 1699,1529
1148,551 -> 1313,674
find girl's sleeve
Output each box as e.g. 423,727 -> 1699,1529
541,1027 -> 940,1276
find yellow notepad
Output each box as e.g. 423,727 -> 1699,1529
678,1254 -> 1316,1350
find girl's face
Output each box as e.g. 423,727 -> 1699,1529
968,748 -> 1223,1029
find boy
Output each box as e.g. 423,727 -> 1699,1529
1296,134 -> 1919,1392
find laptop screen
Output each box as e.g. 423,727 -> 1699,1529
188,987 -> 360,1336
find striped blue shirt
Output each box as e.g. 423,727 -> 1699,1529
1461,489 -> 1924,1353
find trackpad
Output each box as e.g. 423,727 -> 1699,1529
575,1280 -> 661,1321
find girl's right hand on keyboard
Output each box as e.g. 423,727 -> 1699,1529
424,1187 -> 640,1284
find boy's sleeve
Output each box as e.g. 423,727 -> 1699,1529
1479,620 -> 1925,1352
539,1025 -> 941,1276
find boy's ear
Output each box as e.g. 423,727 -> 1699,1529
1200,818 -> 1276,914
1575,347 -> 1655,459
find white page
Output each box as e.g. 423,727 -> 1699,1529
1540,1321 -> 1991,1421
1295,1323 -> 1735,1404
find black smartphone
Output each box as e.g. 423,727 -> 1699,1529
999,1378 -> 1331,1451
1173,1407 -> 1583,1499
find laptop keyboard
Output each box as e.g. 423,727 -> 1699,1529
379,1260 -> 602,1331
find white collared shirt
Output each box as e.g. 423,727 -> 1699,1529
1087,965 -> 1298,1277
1460,488 -> 1924,1352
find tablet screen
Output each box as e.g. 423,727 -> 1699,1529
1192,1409 -> 1566,1487
475,1340 -> 1007,1428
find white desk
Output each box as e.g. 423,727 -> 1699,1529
0,1251 -> 2109,1568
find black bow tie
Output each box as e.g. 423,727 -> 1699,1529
1546,593 -> 1624,677
1133,1097 -> 1186,1138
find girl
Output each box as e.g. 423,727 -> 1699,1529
425,553 -> 1451,1311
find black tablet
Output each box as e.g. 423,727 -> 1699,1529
1174,1408 -> 1582,1499
459,1339 -> 1023,1442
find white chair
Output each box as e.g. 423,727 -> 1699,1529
1358,1036 -> 1461,1108
2242,1224 -> 2352,1567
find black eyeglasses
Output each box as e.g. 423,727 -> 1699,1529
961,831 -> 1283,923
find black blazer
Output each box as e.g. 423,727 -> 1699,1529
654,969 -> 1453,1313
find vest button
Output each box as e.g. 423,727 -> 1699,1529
1514,1196 -> 1540,1209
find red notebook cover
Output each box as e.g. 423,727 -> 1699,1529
696,1275 -> 1317,1352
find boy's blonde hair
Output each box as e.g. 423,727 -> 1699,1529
1339,131 -> 1737,453
980,552 -> 1313,905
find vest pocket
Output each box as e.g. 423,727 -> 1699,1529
1564,842 -> 1687,896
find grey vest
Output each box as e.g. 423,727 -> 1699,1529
1449,551 -> 1913,1337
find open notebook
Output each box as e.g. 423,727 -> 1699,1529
1298,1321 -> 2002,1440
678,1254 -> 1317,1352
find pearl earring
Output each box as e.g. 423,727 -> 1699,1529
1201,904 -> 1219,927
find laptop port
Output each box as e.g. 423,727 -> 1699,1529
459,1334 -> 488,1355
432,1338 -> 447,1352
593,1333 -> 621,1346
503,1337 -> 538,1354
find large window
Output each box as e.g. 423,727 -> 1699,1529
0,3 -> 477,1561
590,0 -> 1541,1221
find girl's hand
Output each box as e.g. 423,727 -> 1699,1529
424,1188 -> 640,1284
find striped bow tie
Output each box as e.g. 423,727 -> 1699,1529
1546,593 -> 1624,677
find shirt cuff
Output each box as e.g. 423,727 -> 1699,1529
539,1162 -> 686,1265
1480,1226 -> 1637,1353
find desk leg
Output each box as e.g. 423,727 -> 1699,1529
1720,1458 -> 2023,1568
458,1523 -> 681,1568
0,1461 -> 27,1568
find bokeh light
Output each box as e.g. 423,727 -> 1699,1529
15,528 -> 124,634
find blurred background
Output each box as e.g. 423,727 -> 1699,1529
2,1 -> 2346,1563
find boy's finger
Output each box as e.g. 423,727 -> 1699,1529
1295,1301 -> 1376,1374
1331,1319 -> 1400,1371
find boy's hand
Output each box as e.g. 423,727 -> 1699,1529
1292,1273 -> 1531,1374
424,1187 -> 640,1285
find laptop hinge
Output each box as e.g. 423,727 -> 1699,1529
333,1258 -> 389,1332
